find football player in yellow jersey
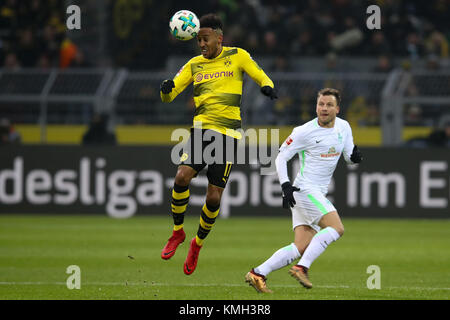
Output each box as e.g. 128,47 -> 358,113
160,13 -> 277,275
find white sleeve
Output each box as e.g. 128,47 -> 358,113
275,128 -> 307,185
343,122 -> 355,164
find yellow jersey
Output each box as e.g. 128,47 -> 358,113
161,46 -> 274,139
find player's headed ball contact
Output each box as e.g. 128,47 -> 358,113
169,10 -> 200,41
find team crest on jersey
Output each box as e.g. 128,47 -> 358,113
195,73 -> 203,82
224,57 -> 232,67
337,132 -> 343,144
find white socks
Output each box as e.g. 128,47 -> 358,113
298,226 -> 340,269
254,243 -> 300,277
253,227 -> 341,277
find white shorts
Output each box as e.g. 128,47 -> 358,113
291,189 -> 336,232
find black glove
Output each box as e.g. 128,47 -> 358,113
160,80 -> 175,94
350,145 -> 363,163
281,182 -> 300,209
260,86 -> 278,100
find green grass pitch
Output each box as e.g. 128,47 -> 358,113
0,215 -> 449,300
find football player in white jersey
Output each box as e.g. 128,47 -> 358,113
245,88 -> 363,293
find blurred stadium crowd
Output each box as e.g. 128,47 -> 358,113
0,0 -> 449,69
0,0 -> 87,70
171,0 -> 449,68
0,0 -> 448,147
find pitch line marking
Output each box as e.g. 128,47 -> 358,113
0,281 -> 449,291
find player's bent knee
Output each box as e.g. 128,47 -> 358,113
206,193 -> 221,207
335,225 -> 344,237
175,167 -> 195,186
206,187 -> 223,206
294,242 -> 307,255
206,198 -> 221,208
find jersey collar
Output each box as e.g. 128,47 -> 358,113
316,117 -> 336,129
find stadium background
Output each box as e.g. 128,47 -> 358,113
0,0 -> 449,301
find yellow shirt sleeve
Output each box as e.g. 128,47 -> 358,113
160,60 -> 193,103
238,48 -> 274,88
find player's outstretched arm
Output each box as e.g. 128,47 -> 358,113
343,122 -> 362,164
160,62 -> 193,103
239,48 -> 277,99
160,79 -> 176,103
275,128 -> 306,208
275,151 -> 299,209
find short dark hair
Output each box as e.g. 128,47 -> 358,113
318,88 -> 341,105
199,13 -> 223,32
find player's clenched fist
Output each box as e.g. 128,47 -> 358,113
160,80 -> 175,94
281,182 -> 300,209
350,145 -> 363,163
260,86 -> 278,100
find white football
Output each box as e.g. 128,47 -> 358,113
169,10 -> 200,41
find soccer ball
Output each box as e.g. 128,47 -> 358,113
169,10 -> 200,41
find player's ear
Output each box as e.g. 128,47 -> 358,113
336,105 -> 340,114
217,33 -> 223,44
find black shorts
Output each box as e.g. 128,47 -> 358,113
179,128 -> 237,188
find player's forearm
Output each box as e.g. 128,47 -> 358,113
343,149 -> 353,164
260,75 -> 274,88
160,91 -> 177,103
343,140 -> 355,163
244,61 -> 274,88
275,153 -> 290,185
160,74 -> 191,103
251,71 -> 274,88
